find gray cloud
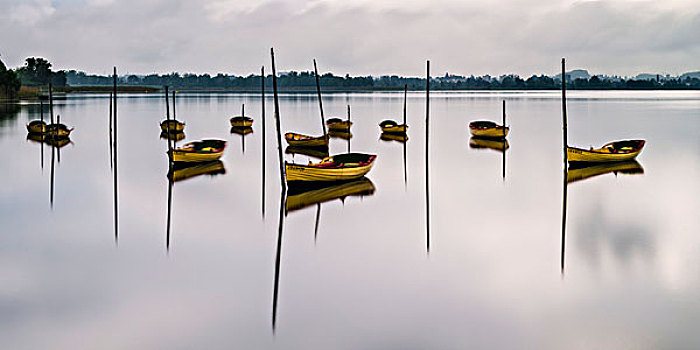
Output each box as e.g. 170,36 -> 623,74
0,0 -> 698,77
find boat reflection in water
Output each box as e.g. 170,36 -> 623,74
285,145 -> 329,160
272,177 -> 376,331
231,126 -> 253,153
329,130 -> 352,140
567,160 -> 644,184
285,177 -> 376,213
27,133 -> 72,148
168,160 -> 226,183
165,160 -> 226,250
469,137 -> 509,152
160,131 -> 185,142
560,160 -> 645,274
380,132 -> 408,143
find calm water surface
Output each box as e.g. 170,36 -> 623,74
1,91 -> 699,349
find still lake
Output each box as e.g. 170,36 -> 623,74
1,90 -> 699,349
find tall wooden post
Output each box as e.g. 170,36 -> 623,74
347,104 -> 351,153
313,59 -> 327,135
425,60 -> 430,253
271,48 -> 287,192
562,58 -> 568,165
113,67 -> 119,244
403,84 -> 408,126
49,83 -> 54,125
172,90 -> 176,120
262,66 -> 266,218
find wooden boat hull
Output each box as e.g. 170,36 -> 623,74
45,124 -> 73,139
285,133 -> 329,148
567,140 -> 645,163
169,161 -> 226,182
469,125 -> 509,139
160,120 -> 185,132
285,153 -> 376,183
169,139 -> 226,163
327,120 -> 353,131
567,161 -> 644,184
230,118 -> 253,127
380,124 -> 407,134
469,137 -> 509,152
27,121 -> 46,134
286,177 -> 375,212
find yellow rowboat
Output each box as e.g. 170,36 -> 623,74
169,160 -> 226,182
567,140 -> 645,164
286,177 -> 376,212
230,116 -> 253,127
26,133 -> 71,148
379,120 -> 407,134
469,137 -> 509,152
45,123 -> 73,139
469,121 -> 509,139
27,120 -> 47,134
380,132 -> 408,143
230,126 -> 253,135
567,160 -> 644,184
285,132 -> 329,148
169,139 -> 226,163
286,146 -> 329,159
329,130 -> 352,140
160,131 -> 185,141
326,118 -> 352,131
160,119 -> 185,132
285,153 -> 377,183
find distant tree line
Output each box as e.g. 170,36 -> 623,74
6,57 -> 700,92
64,70 -> 700,90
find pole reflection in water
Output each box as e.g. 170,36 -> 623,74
166,161 -> 174,252
261,65 -> 266,219
50,143 -> 55,208
560,161 -> 645,274
272,188 -> 286,333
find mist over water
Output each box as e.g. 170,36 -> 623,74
1,91 -> 699,349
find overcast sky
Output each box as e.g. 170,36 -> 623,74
0,0 -> 698,77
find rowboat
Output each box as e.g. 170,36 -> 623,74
567,160 -> 644,184
380,132 -> 408,143
27,120 -> 47,134
169,160 -> 226,182
160,131 -> 185,141
469,121 -> 509,139
160,119 -> 185,132
230,126 -> 253,135
326,118 -> 352,131
285,132 -> 329,148
169,139 -> 226,163
329,130 -> 352,140
230,116 -> 253,127
567,140 -> 645,164
286,146 -> 329,159
285,152 -> 377,183
379,120 -> 407,134
286,177 -> 375,212
469,137 -> 509,152
45,123 -> 73,139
